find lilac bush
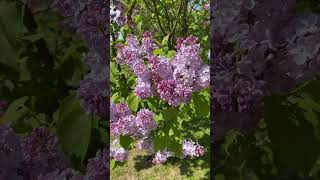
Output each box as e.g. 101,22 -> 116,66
110,100 -> 205,165
21,128 -> 69,180
110,101 -> 157,139
116,35 -> 209,106
55,0 -> 109,118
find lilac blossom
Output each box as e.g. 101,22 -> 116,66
86,148 -> 109,180
136,109 -> 157,136
110,140 -> 128,162
182,140 -> 205,158
21,128 -> 68,180
134,78 -> 154,99
116,34 -> 209,106
77,74 -> 108,118
152,149 -> 174,165
110,101 -> 157,138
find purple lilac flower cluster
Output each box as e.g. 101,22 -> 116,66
182,139 -> 205,158
55,0 -> 108,56
1,125 -> 112,179
110,100 -> 205,164
152,149 -> 174,165
151,139 -> 205,165
110,101 -> 157,138
86,148 -> 110,179
211,0 -> 320,139
110,139 -> 129,162
212,0 -> 320,112
21,127 -> 69,180
54,0 -> 108,118
116,34 -> 210,106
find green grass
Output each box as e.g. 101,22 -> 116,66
110,148 -> 210,180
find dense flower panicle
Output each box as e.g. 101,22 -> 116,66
134,78 -> 154,99
111,147 -> 128,162
152,149 -> 173,165
132,61 -> 151,79
212,0 -> 320,114
110,101 -> 157,138
157,80 -> 192,106
110,101 -> 131,123
149,56 -> 173,80
0,125 -> 23,180
116,44 -> 141,66
196,65 -> 210,88
110,140 -> 128,162
115,102 -> 132,119
77,75 -> 108,118
136,109 -> 157,136
111,115 -> 137,137
142,32 -> 158,57
136,137 -> 154,153
211,0 -> 320,139
174,83 -> 193,100
76,1 -> 107,34
86,148 -> 109,180
21,128 -> 68,180
157,79 -> 179,106
182,140 -> 205,158
116,34 -> 209,105
37,169 -> 84,180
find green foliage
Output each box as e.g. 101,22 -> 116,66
0,96 -> 29,124
56,95 -> 92,161
127,92 -> 139,112
214,79 -> 320,179
120,135 -> 134,150
0,0 -> 105,172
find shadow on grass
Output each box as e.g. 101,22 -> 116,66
133,154 -> 154,171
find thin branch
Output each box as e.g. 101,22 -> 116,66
158,1 -> 172,31
170,0 -> 183,36
182,0 -> 188,37
150,0 -> 166,35
127,0 -> 137,29
142,0 -> 155,13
